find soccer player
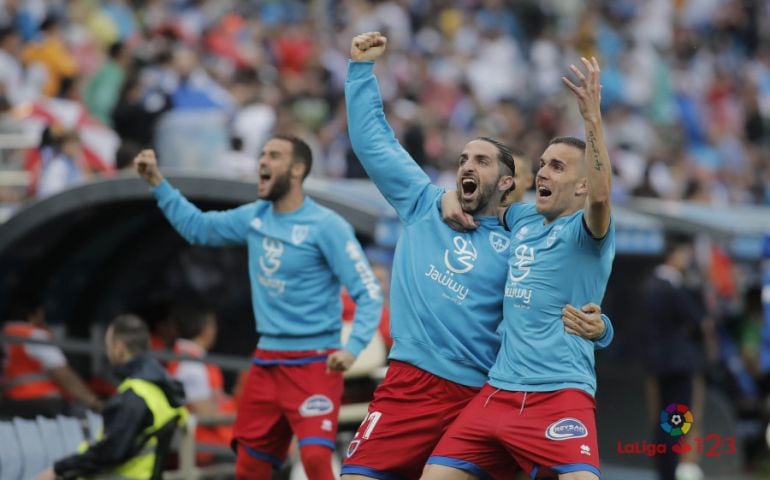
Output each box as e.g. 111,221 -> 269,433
133,136 -> 382,480
342,32 -> 613,480
423,57 -> 614,480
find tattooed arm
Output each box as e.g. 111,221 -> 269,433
563,57 -> 612,238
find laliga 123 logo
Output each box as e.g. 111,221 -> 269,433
617,403 -> 736,458
660,403 -> 693,437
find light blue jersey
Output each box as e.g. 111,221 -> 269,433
152,180 -> 382,357
346,61 -> 511,387
489,203 -> 616,396
346,61 -> 614,388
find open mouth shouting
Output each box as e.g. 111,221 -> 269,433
460,176 -> 479,202
258,170 -> 272,193
536,184 -> 552,199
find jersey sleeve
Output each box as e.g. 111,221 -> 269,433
594,313 -> 615,350
316,214 -> 383,357
345,60 -> 439,224
502,202 -> 532,231
152,179 -> 253,246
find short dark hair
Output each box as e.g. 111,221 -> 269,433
171,304 -> 215,340
273,134 -> 312,179
475,137 -> 515,177
663,232 -> 693,260
109,314 -> 150,356
549,136 -> 586,151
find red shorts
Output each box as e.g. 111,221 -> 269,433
232,349 -> 343,467
428,384 -> 600,479
341,360 -> 480,480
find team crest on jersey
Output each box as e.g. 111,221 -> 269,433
299,394 -> 334,417
291,225 -> 309,245
546,226 -> 563,247
489,232 -> 510,253
545,418 -> 588,441
515,226 -> 530,241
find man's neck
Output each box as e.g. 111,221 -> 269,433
273,188 -> 305,213
475,201 -> 501,217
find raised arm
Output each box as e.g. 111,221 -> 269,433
345,32 -> 435,224
134,150 -> 252,246
562,57 -> 611,238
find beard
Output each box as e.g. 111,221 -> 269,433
458,181 -> 497,215
262,170 -> 292,202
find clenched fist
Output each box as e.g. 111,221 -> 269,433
351,32 -> 387,62
326,350 -> 356,372
134,149 -> 164,187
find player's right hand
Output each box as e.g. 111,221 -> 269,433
134,149 -> 163,187
351,32 -> 388,62
441,191 -> 478,232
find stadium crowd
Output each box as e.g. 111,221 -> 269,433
0,0 -> 768,205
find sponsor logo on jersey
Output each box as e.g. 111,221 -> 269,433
444,236 -> 478,274
299,394 -> 334,417
545,418 -> 588,441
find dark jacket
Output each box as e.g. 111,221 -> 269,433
643,266 -> 706,375
54,354 -> 186,479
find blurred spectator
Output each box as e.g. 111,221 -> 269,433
22,16 -> 77,98
166,304 -> 235,462
0,25 -> 41,105
1,297 -> 102,417
111,73 -> 171,149
36,128 -> 92,197
83,40 -> 131,126
642,233 -> 718,480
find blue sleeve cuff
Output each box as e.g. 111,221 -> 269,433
347,60 -> 375,81
594,313 -> 614,350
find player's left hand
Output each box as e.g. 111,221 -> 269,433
441,192 -> 478,232
562,303 -> 605,340
327,350 -> 356,372
562,56 -> 602,124
33,468 -> 58,480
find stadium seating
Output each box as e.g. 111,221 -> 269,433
13,417 -> 50,479
36,416 -> 67,464
0,421 -> 23,480
56,415 -> 85,456
85,408 -> 103,442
